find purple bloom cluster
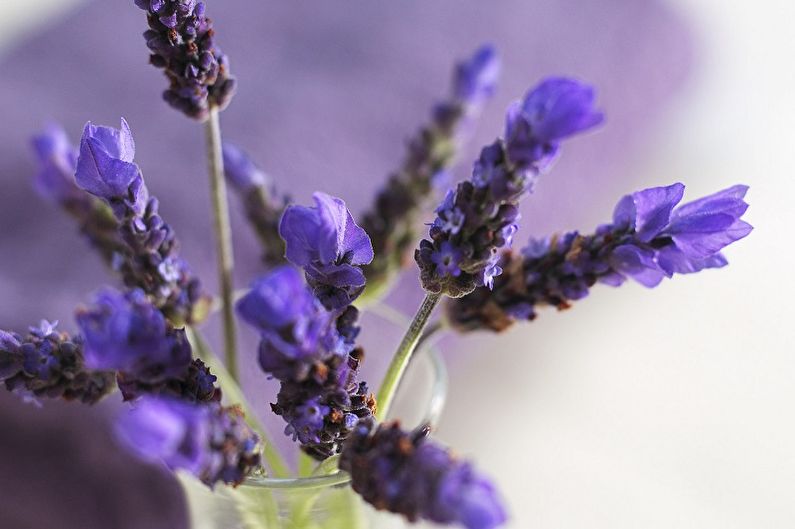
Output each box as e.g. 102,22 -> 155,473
447,183 -> 752,332
134,0 -> 236,120
77,288 -> 219,403
237,266 -> 376,460
222,143 -> 289,266
75,119 -> 209,324
416,78 -> 603,297
0,321 -> 115,405
116,397 -> 261,487
340,420 -> 507,529
31,124 -> 126,264
280,193 -> 374,310
360,45 -> 501,297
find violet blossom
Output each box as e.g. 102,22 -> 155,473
134,0 -> 236,120
340,420 -> 507,529
447,183 -> 752,332
115,397 -> 261,487
0,321 -> 115,405
280,193 -> 374,310
416,77 -> 603,298
75,118 -> 209,324
360,45 -> 501,297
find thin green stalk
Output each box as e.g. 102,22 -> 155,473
205,106 -> 239,382
375,292 -> 441,421
186,327 -> 291,478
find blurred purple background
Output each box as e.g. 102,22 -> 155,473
0,0 -> 691,526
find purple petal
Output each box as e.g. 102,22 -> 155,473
671,219 -> 752,259
341,209 -> 374,265
609,244 -> 664,287
279,204 -> 324,266
656,245 -> 729,275
313,192 -> 350,264
222,143 -> 267,191
630,183 -> 685,242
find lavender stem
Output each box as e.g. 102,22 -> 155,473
375,293 -> 441,421
205,107 -> 239,382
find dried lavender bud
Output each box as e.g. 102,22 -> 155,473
0,321 -> 115,405
236,266 -> 375,459
416,78 -> 603,298
340,420 -> 507,529
222,143 -> 288,266
280,193 -> 374,310
115,397 -> 261,487
447,183 -> 752,332
31,123 -> 127,264
134,0 -> 236,120
361,45 -> 501,299
77,288 -> 220,403
75,119 -> 210,324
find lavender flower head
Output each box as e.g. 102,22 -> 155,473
77,288 -> 218,402
416,78 -> 603,298
361,45 -> 501,298
340,420 -> 507,529
134,0 -> 236,120
448,183 -> 752,332
0,321 -> 115,405
237,266 -> 376,459
280,193 -> 374,310
115,397 -> 261,487
75,119 -> 209,324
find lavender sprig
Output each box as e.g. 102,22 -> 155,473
30,124 -> 125,264
77,288 -> 220,403
416,78 -> 604,298
447,183 -> 752,332
134,0 -> 236,120
223,143 -> 289,267
280,193 -> 374,310
360,45 -> 501,298
237,266 -> 376,460
115,397 -> 261,487
75,119 -> 210,325
0,321 -> 115,405
340,420 -> 507,529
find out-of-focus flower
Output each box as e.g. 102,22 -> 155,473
223,143 -> 288,266
447,183 -> 752,332
0,321 -> 115,405
340,420 -> 507,529
361,45 -> 501,299
115,397 -> 260,487
134,0 -> 236,120
280,193 -> 374,310
77,288 -> 219,402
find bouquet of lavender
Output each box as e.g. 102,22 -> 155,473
2,2 -> 752,528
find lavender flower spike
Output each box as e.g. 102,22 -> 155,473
115,397 -> 261,487
134,0 -> 236,120
340,420 -> 507,529
0,321 -> 115,405
361,45 -> 501,299
77,288 -> 219,403
30,124 -> 125,264
417,78 -> 603,298
75,119 -> 210,325
280,193 -> 374,310
237,266 -> 376,459
448,183 -> 752,332
223,143 -> 288,266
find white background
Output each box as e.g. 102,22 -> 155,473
2,1 -> 793,528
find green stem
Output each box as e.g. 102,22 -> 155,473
205,106 -> 239,382
375,292 -> 441,421
186,327 -> 291,478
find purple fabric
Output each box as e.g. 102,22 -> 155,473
0,0 -> 692,527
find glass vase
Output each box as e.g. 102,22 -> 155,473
180,344 -> 448,529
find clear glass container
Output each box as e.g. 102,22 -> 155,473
180,344 -> 448,529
